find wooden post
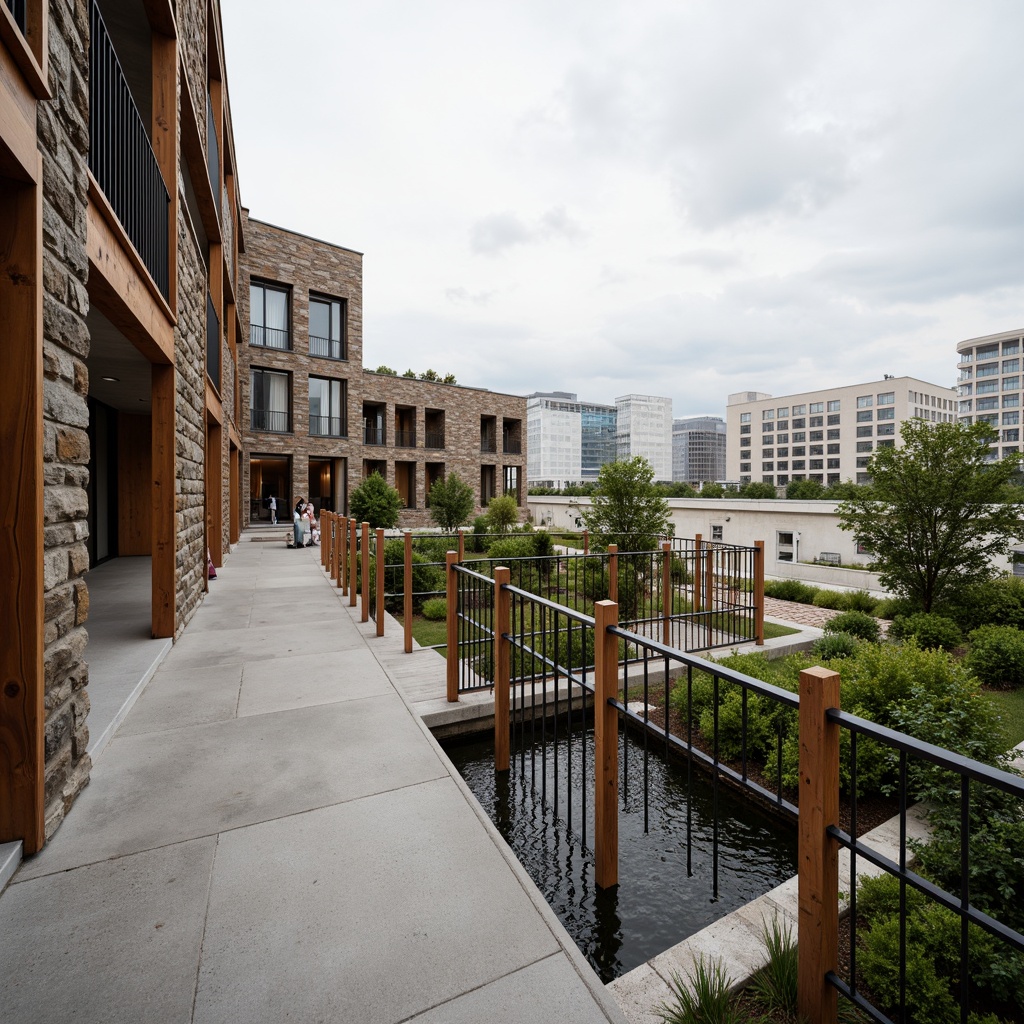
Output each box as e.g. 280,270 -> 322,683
404,532 -> 413,654
446,551 -> 459,702
334,516 -> 343,590
375,528 -> 385,637
705,539 -> 714,612
662,541 -> 672,647
349,518 -> 357,606
458,529 -> 464,562
327,513 -> 336,577
493,567 -> 511,772
693,533 -> 703,613
594,600 -> 619,889
607,544 -> 618,604
321,512 -> 329,569
797,666 -> 841,1024
360,522 -> 370,623
754,540 -> 765,646
583,529 -> 589,555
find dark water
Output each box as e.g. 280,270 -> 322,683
445,724 -> 797,982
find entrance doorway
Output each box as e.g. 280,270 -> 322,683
249,455 -> 290,523
309,457 -> 347,515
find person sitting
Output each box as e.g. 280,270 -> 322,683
307,503 -> 320,545
292,496 -> 305,549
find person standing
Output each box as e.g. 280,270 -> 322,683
268,493 -> 277,525
293,497 -> 305,549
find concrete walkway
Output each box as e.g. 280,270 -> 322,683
0,536 -> 626,1024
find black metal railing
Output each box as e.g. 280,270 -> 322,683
250,409 -> 289,433
425,430 -> 445,449
395,429 -> 416,448
6,0 -> 26,33
309,415 -> 344,437
206,88 -> 219,198
309,334 -> 345,360
88,0 -> 170,300
480,437 -> 497,453
503,437 -> 522,455
452,565 -> 496,692
249,324 -> 290,350
206,293 -> 220,391
364,427 -> 385,446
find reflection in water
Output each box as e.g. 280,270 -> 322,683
446,725 -> 797,983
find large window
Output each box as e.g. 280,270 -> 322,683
309,295 -> 346,360
309,377 -> 347,437
250,369 -> 290,432
250,282 -> 290,349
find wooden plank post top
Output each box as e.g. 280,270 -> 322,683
797,666 -> 841,1024
445,551 -> 459,703
403,532 -> 413,654
493,567 -> 511,772
457,529 -> 464,562
593,599 -> 620,890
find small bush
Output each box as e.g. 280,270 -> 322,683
812,588 -> 846,610
872,595 -> 919,620
670,555 -> 692,585
749,916 -> 798,1016
966,625 -> 1024,689
889,613 -> 963,652
486,537 -> 535,562
764,579 -> 819,603
822,610 -> 880,642
843,589 -> 880,613
813,631 -> 860,659
945,574 -> 1024,632
656,955 -> 740,1024
421,597 -> 447,621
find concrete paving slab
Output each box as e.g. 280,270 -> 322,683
0,838 -> 215,1024
193,778 -> 562,1024
607,962 -> 676,1024
237,648 -> 394,716
18,695 -> 447,879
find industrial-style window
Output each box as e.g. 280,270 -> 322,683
250,369 -> 290,432
309,294 -> 347,360
308,377 -> 347,437
250,281 -> 290,349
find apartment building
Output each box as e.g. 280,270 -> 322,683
672,416 -> 727,487
1,0 -> 244,851
725,377 -> 956,487
240,217 -> 526,527
616,394 -> 673,481
527,392 -> 583,488
956,328 -> 1024,461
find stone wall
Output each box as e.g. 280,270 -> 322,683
178,0 -> 207,151
39,0 -> 92,838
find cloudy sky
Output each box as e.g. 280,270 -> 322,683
220,0 -> 1023,418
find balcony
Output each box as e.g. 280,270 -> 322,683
249,324 -> 290,350
250,409 -> 289,433
310,415 -> 345,438
88,0 -> 170,300
395,429 -> 416,448
480,437 -> 497,454
309,334 -> 345,360
206,293 -> 220,392
364,426 -> 385,446
424,431 -> 445,450
206,88 -> 219,199
503,438 -> 522,455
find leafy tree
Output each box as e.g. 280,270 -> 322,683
825,479 -> 863,500
349,472 -> 402,529
486,494 -> 520,534
402,368 -> 417,378
442,373 -> 457,384
419,369 -> 441,382
786,479 -> 826,499
837,420 -> 1024,611
740,481 -> 778,499
656,482 -> 699,498
374,365 -> 397,376
427,472 -> 475,531
580,456 -> 670,550
699,481 -> 724,498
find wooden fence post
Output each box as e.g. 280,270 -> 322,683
797,666 -> 841,1024
607,544 -> 618,604
494,567 -> 511,772
583,529 -> 589,555
662,541 -> 672,647
360,522 -> 370,622
349,518 -> 357,606
754,540 -> 765,646
458,529 -> 464,562
446,551 -> 459,702
326,514 -> 335,578
594,599 -> 620,889
693,533 -> 703,612
404,531 -> 413,654
375,528 -> 385,637
334,516 -> 343,590
321,513 -> 329,569
705,540 -> 714,612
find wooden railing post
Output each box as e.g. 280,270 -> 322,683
349,518 -> 357,606
458,529 -> 464,562
704,540 -> 714,612
360,522 -> 370,623
693,533 -> 703,612
662,541 -> 672,647
334,516 -> 343,590
446,551 -> 459,702
607,544 -> 618,604
594,599 -> 619,889
404,531 -> 413,654
493,567 -> 511,772
754,540 -> 765,646
583,529 -> 589,555
797,666 -> 841,1024
321,513 -> 329,569
375,528 -> 385,636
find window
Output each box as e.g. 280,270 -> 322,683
977,381 -> 999,394
827,429 -> 840,440
977,413 -> 999,426
827,459 -> 840,469
877,408 -> 895,420
777,531 -> 794,562
762,448 -> 774,458
856,473 -> 871,485
959,384 -> 973,396
809,415 -> 823,427
977,397 -> 999,411
976,363 -> 999,377
793,431 -> 806,442
250,369 -> 290,432
250,282 -> 290,349
776,447 -> 789,457
1004,359 -> 1019,373
810,445 -> 823,455
740,423 -> 751,434
777,474 -> 790,485
1004,376 -> 1020,391
792,418 -> 806,429
792,446 -> 806,456
740,463 -> 751,474
776,433 -> 789,444
877,439 -> 895,449
762,475 -> 774,484
877,423 -> 895,436
977,343 -> 999,359
1004,340 -> 1021,356
856,441 -> 873,452
1005,411 -> 1020,426
762,462 -> 774,471
809,459 -> 823,470
740,436 -> 751,447
810,402 -> 823,413
827,400 -> 840,412
308,377 -> 346,436
712,525 -> 723,541
827,414 -> 840,426
856,457 -> 870,468
309,295 -> 347,359
810,430 -> 823,441
777,461 -> 789,471
503,466 -> 520,502
792,460 -> 805,470
776,420 -> 789,431
877,391 -> 894,405
856,410 -> 873,422
827,443 -> 840,454
762,422 -> 774,433
1004,394 -> 1020,407
763,409 -> 774,420
777,407 -> 789,418
792,405 -> 806,415
740,412 -> 751,423
856,425 -> 873,437
856,395 -> 873,408
1004,429 -> 1020,442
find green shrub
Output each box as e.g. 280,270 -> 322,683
812,631 -> 860,659
749,916 -> 798,1016
580,559 -> 609,602
872,595 -> 919,620
669,555 -> 692,585
764,579 -> 819,603
945,574 -> 1024,632
656,955 -> 740,1024
421,597 -> 447,621
843,589 -> 880,613
812,588 -> 846,610
888,613 -> 963,651
486,537 -> 535,561
966,625 -> 1024,689
467,516 -> 489,553
822,610 -> 880,642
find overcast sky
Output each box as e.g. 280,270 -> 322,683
220,0 -> 1023,418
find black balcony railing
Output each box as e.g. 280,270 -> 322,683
206,293 -> 220,392
503,437 -> 522,455
395,429 -> 416,448
425,431 -> 445,449
309,334 -> 345,360
250,409 -> 289,433
88,0 -> 170,300
480,437 -> 497,453
206,88 -> 219,199
364,427 -> 385,446
310,415 -> 345,437
6,0 -> 26,33
249,324 -> 290,350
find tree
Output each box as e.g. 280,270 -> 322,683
837,420 -> 1024,611
699,481 -> 724,498
740,481 -> 778,499
442,373 -> 458,385
419,369 -> 441,382
349,472 -> 402,529
579,456 -> 670,551
427,473 -> 475,531
486,494 -> 520,534
785,479 -> 826,500
374,365 -> 397,376
402,369 -> 417,378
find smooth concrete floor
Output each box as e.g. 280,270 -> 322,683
0,537 -> 626,1024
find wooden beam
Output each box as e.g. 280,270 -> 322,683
178,62 -> 222,244
594,599 -> 620,889
151,363 -> 176,638
150,30 -> 178,314
142,0 -> 176,38
0,2 -> 49,100
0,37 -> 41,182
0,170 -> 44,852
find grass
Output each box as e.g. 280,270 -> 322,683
763,622 -> 800,639
986,687 -> 1024,747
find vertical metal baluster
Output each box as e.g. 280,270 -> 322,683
850,732 -> 858,1000
899,750 -> 908,1021
712,672 -> 720,900
686,663 -> 693,877
960,776 -> 970,1024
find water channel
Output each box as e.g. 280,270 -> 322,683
445,724 -> 797,983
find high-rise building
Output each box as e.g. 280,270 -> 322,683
955,329 -> 1024,461
673,417 -> 727,487
527,392 -> 583,488
580,402 -> 617,482
616,394 -> 673,481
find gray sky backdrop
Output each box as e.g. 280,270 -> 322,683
220,0 -> 1023,417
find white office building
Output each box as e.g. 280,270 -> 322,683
616,394 -> 673,481
673,416 -> 727,487
956,328 -> 1024,461
527,392 -> 583,488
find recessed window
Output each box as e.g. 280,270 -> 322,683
776,433 -> 789,443
877,408 -> 895,420
810,402 -> 823,413
877,423 -> 895,436
740,424 -> 751,434
827,443 -> 840,454
792,432 -> 806,443
810,430 -> 823,442
250,281 -> 290,349
809,416 -> 823,427
250,369 -> 290,432
740,412 -> 751,423
856,395 -> 873,408
856,410 -> 873,422
309,377 -> 347,437
856,425 -> 873,438
827,400 -> 840,412
712,524 -> 723,541
763,409 -> 774,420
777,407 -> 789,418
309,295 -> 347,360
1004,376 -> 1020,391
856,441 -> 873,452
877,392 -> 895,405
827,414 -> 840,426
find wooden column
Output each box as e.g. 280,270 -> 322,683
375,528 -> 385,637
349,518 -> 357,606
0,172 -> 44,853
206,421 -> 223,566
583,529 -> 589,555
404,532 -> 413,654
446,551 -> 458,702
493,567 -> 511,771
797,666 -> 841,1024
228,446 -> 239,544
661,541 -> 672,647
327,513 -> 336,578
360,522 -> 370,623
458,529 -> 464,562
321,512 -> 329,569
594,599 -> 619,889
334,516 -> 343,589
151,362 -> 176,638
754,540 -> 765,646
607,544 -> 618,604
693,533 -> 703,615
